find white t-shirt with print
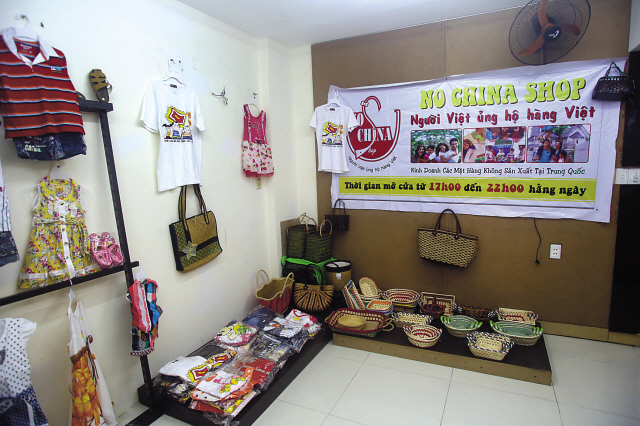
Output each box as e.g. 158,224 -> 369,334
309,105 -> 358,173
141,79 -> 206,191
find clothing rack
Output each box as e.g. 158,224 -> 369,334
0,99 -> 163,423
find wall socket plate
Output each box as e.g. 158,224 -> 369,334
550,244 -> 562,259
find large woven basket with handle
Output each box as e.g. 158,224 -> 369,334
255,270 -> 294,314
418,209 -> 478,268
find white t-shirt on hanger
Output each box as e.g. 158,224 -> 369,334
141,78 -> 205,191
309,105 -> 358,173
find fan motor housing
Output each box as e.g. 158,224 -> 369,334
544,25 -> 562,42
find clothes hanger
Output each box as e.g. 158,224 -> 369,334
327,89 -> 341,107
49,160 -> 70,181
163,59 -> 185,86
247,93 -> 260,114
12,14 -> 39,42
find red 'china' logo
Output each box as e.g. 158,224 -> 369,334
348,96 -> 401,162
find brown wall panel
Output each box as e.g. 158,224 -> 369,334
311,1 -> 631,328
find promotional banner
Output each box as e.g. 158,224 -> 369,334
329,58 -> 625,223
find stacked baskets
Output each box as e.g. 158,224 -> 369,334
440,315 -> 482,338
382,289 -> 420,312
403,325 -> 442,348
467,331 -> 514,361
358,277 -> 382,304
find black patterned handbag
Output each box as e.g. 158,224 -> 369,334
325,199 -> 349,231
592,62 -> 634,101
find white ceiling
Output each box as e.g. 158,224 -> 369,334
177,0 -> 531,48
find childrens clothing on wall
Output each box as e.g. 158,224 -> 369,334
127,278 -> 163,356
309,105 -> 358,173
0,318 -> 49,426
141,78 -> 206,192
241,105 -> 274,177
68,289 -> 116,426
0,158 -> 19,267
0,28 -> 86,160
18,177 -> 100,289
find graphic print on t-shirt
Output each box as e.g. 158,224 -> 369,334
163,106 -> 193,142
322,121 -> 344,146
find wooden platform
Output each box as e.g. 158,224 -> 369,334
333,323 -> 552,385
135,328 -> 332,425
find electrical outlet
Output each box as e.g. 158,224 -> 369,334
629,169 -> 640,185
256,177 -> 261,189
550,244 -> 562,259
615,168 -> 629,185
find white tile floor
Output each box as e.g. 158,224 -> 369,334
118,334 -> 640,426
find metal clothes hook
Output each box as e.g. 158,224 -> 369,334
212,87 -> 228,105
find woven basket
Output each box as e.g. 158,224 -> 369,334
337,315 -> 366,330
467,331 -> 514,361
286,214 -> 316,259
420,303 -> 446,319
358,277 -> 381,303
391,312 -> 432,328
326,308 -> 392,338
382,289 -> 419,312
459,305 -> 493,322
305,220 -> 332,263
440,315 -> 482,338
490,320 -> 543,346
419,292 -> 457,316
417,209 -> 478,268
497,308 -> 538,325
365,299 -> 394,316
325,261 -> 352,290
255,270 -> 294,314
403,325 -> 442,348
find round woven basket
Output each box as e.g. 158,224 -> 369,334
467,331 -> 514,361
403,325 -> 442,348
440,315 -> 482,338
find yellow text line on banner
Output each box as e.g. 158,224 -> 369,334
338,177 -> 597,202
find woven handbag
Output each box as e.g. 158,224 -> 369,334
286,214 -> 316,259
169,185 -> 222,272
418,209 -> 477,268
592,62 -> 634,101
255,270 -> 294,314
325,199 -> 349,231
304,220 -> 332,263
292,263 -> 332,312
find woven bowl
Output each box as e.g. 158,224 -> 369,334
440,315 -> 482,338
420,303 -> 446,319
459,305 -> 493,322
366,299 -> 394,316
391,312 -> 433,328
338,315 -> 366,330
490,320 -> 543,346
419,292 -> 457,316
467,331 -> 514,361
403,325 -> 442,348
497,307 -> 539,325
382,289 -> 420,305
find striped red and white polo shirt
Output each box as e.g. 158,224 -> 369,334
0,28 -> 84,138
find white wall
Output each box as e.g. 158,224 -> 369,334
0,0 -> 317,424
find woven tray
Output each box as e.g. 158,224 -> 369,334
391,312 -> 433,328
497,307 -> 538,325
467,331 -> 514,361
403,325 -> 442,348
359,277 -> 380,297
490,320 -> 543,346
366,299 -> 394,316
326,309 -> 389,338
440,315 -> 482,338
420,292 -> 457,316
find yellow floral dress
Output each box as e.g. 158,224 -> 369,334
18,177 -> 100,289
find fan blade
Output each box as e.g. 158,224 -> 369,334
538,0 -> 550,27
560,23 -> 581,36
519,34 -> 546,56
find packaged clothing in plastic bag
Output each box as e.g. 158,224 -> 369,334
194,369 -> 255,402
242,305 -> 278,329
249,332 -> 292,363
158,347 -> 237,385
214,321 -> 258,346
224,355 -> 278,391
156,375 -> 193,404
263,317 -> 304,338
285,309 -> 322,338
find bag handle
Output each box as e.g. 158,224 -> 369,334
605,62 -> 625,77
288,213 -> 307,229
305,217 -> 318,234
319,219 -> 333,237
433,209 -> 462,239
330,199 -> 347,216
179,184 -> 210,232
256,269 -> 270,287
